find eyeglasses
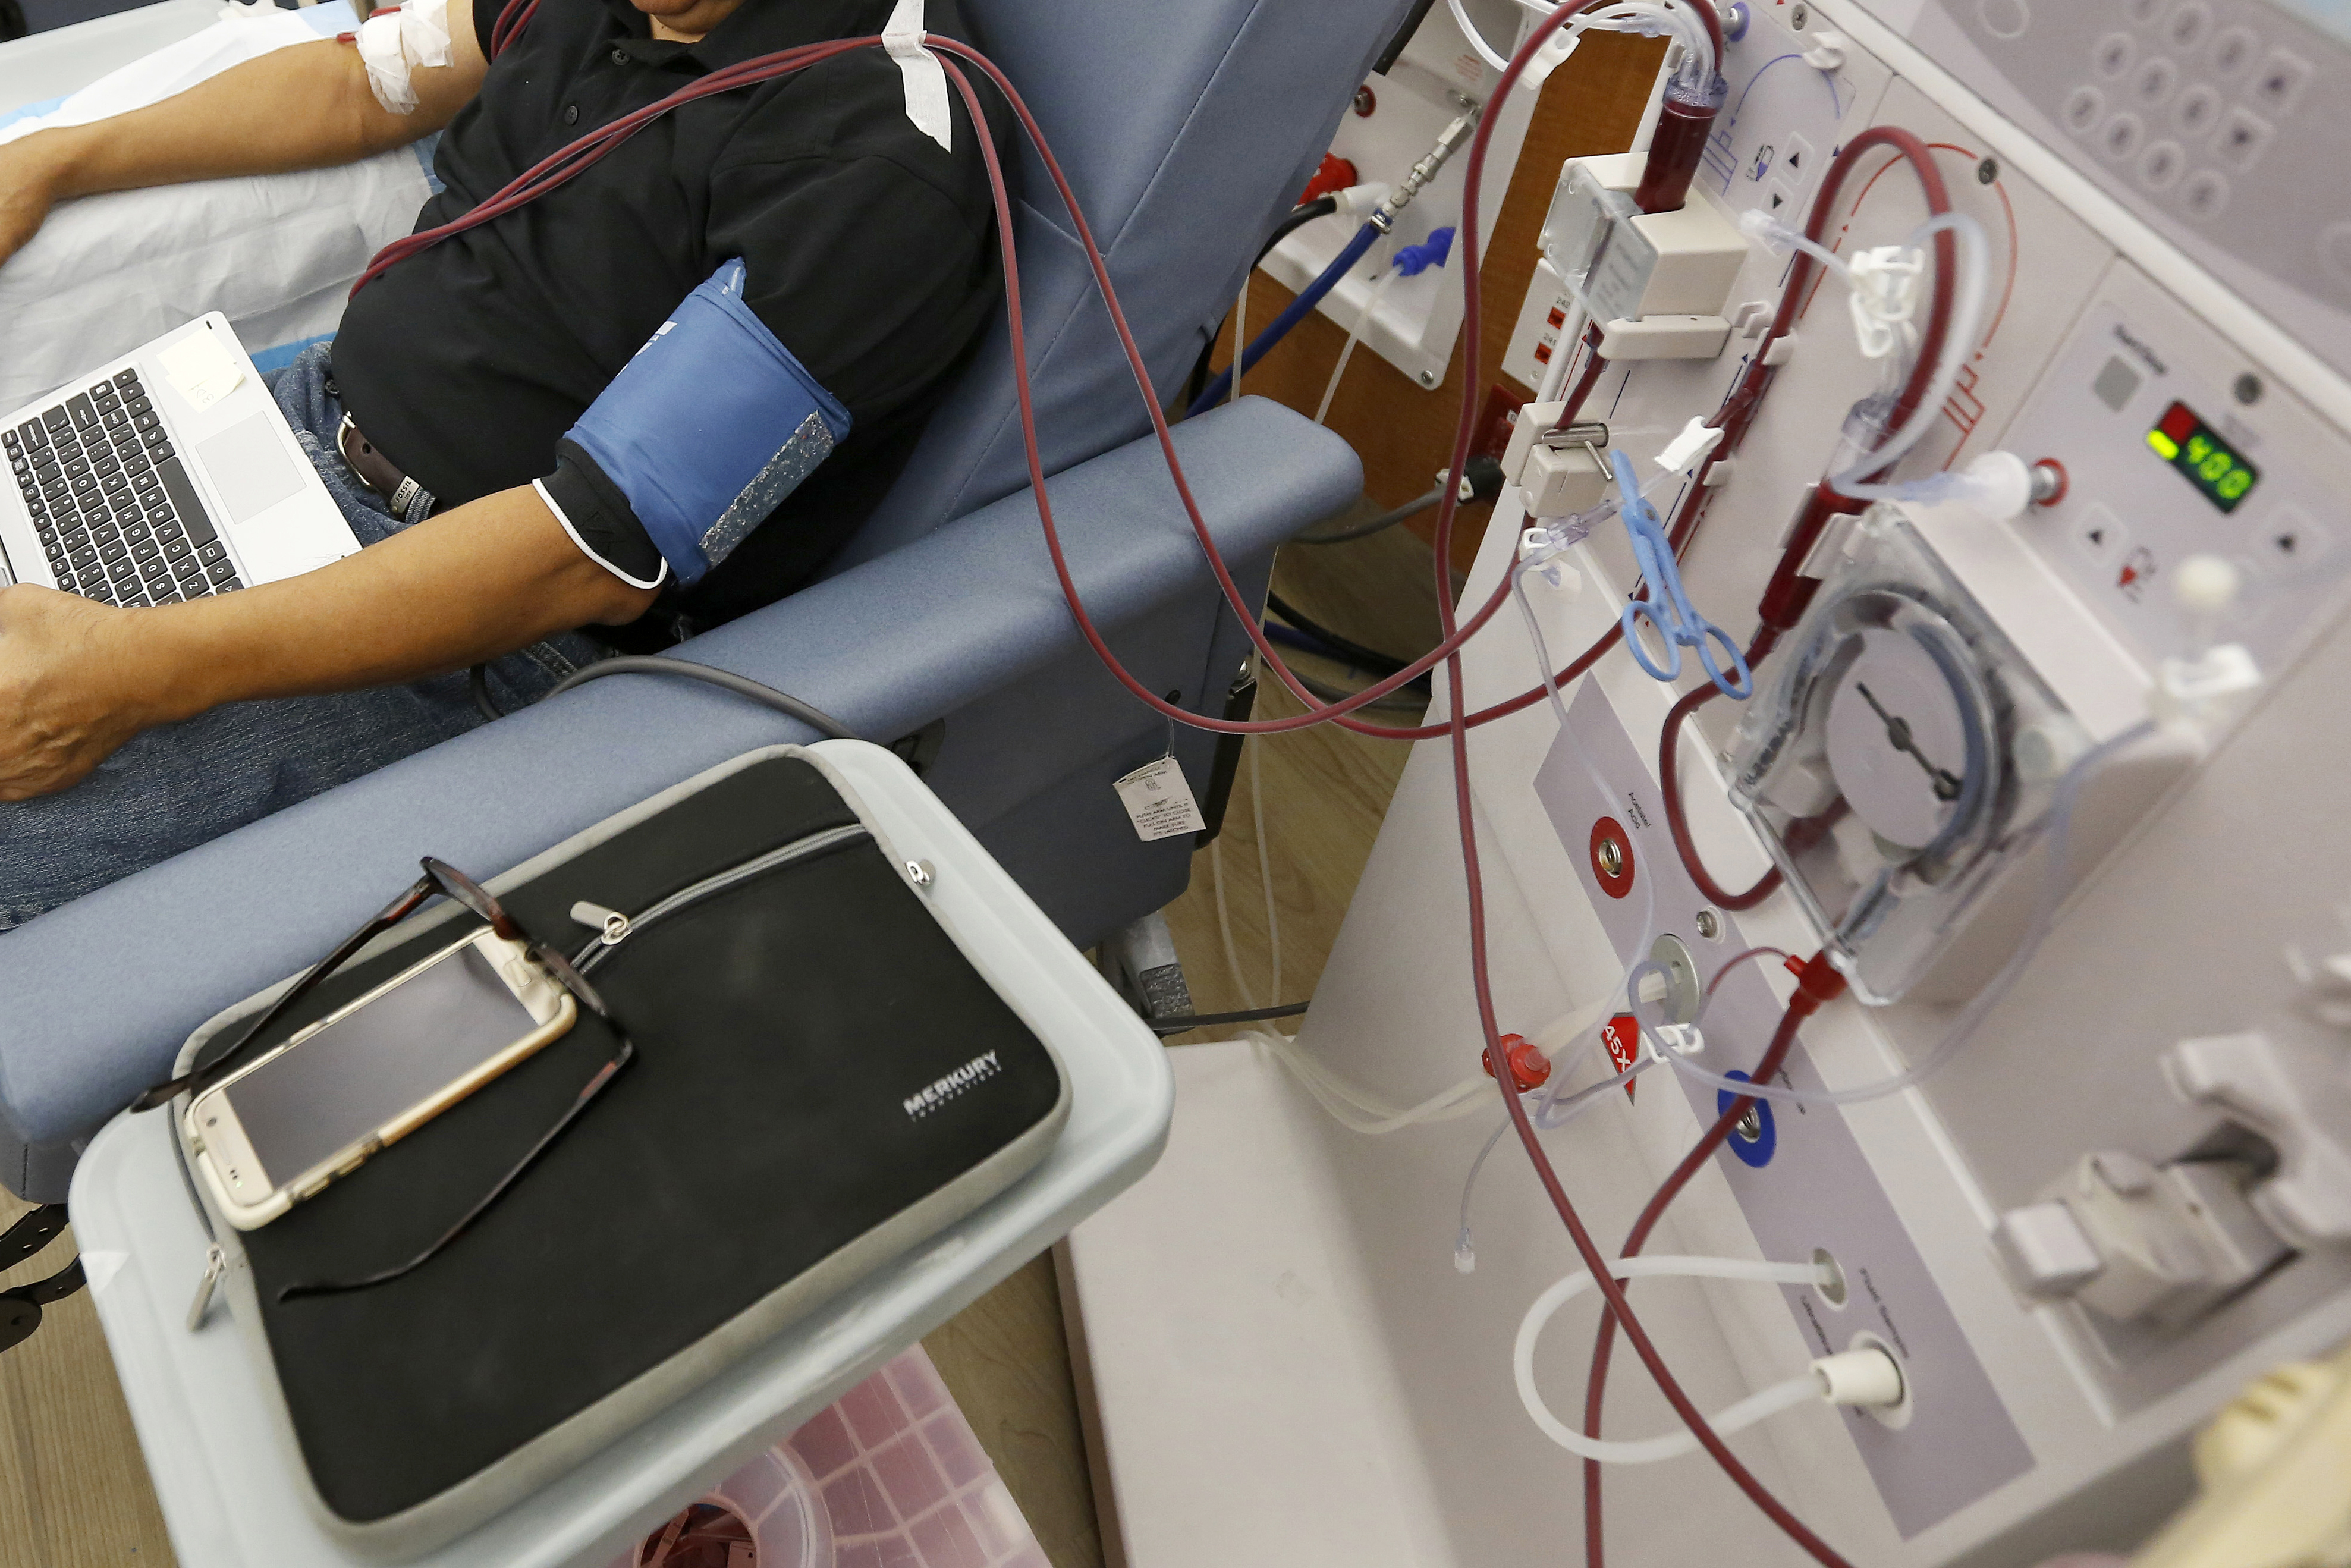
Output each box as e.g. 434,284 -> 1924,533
133,857 -> 636,1302
0,1205 -> 84,1355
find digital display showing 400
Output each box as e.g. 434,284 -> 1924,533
2147,400 -> 2261,513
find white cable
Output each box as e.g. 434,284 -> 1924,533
1315,267 -> 1397,425
1515,1255 -> 1829,1462
1211,837 -> 1259,1011
1459,1027 -> 1667,1272
1824,211 -> 1990,495
1244,1029 -> 1497,1133
1249,983 -> 1621,1137
1249,736 -> 1281,1010
1449,1 -> 1714,87
1449,0 -> 1515,73
1454,1114 -> 1512,1272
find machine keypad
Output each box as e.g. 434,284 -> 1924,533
2058,4 -> 2314,225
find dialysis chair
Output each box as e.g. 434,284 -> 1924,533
0,0 -> 1408,1201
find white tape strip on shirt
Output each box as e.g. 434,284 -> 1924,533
359,0 -> 454,116
884,0 -> 952,153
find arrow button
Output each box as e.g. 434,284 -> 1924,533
2071,502 -> 2129,567
2257,505 -> 2327,574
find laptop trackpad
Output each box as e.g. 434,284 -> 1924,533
196,414 -> 304,524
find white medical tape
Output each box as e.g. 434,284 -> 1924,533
883,0 -> 952,154
400,0 -> 453,71
357,10 -> 418,114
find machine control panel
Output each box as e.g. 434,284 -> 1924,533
2000,260 -> 2351,668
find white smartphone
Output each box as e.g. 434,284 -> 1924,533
184,928 -> 579,1230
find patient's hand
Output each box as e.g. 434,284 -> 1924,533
0,584 -> 153,800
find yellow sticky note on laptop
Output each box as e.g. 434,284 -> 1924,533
157,328 -> 245,413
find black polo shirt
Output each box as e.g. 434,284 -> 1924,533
331,0 -> 1011,631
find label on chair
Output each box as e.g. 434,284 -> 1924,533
1112,757 -> 1206,843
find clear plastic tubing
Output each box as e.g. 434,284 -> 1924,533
1827,210 -> 1990,495
1515,1255 -> 1829,1461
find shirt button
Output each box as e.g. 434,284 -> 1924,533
563,103 -> 579,124
611,46 -> 627,64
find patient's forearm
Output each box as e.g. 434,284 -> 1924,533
0,489 -> 649,801
22,38 -> 462,203
139,489 -> 658,718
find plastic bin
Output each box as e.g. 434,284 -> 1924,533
611,1346 -> 1049,1568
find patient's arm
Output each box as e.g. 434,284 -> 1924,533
0,0 -> 486,268
0,486 -> 658,801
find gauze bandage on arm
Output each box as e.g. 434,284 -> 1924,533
539,258 -> 853,590
357,0 -> 454,115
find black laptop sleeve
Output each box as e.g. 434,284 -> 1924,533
167,745 -> 1071,1558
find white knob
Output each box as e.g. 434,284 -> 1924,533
1813,1346 -> 1904,1407
2174,553 -> 2243,617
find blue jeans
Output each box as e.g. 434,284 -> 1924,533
0,341 -> 605,931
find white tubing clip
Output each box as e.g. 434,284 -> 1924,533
1801,29 -> 1850,70
2154,642 -> 2261,732
1654,416 -> 1724,474
1649,1021 -> 1705,1055
1846,244 -> 1924,360
1812,1346 -> 1904,1408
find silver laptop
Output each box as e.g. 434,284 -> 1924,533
0,315 -> 360,605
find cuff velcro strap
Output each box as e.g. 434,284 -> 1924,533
561,258 -> 851,589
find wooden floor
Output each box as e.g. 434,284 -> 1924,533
0,516 -> 1434,1568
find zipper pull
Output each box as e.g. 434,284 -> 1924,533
569,900 -> 631,945
187,1245 -> 227,1331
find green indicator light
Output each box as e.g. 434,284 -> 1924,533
2146,400 -> 2261,515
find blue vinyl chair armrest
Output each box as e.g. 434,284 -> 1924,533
0,398 -> 1359,1159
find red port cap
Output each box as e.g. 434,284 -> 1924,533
1299,152 -> 1359,206
1482,1033 -> 1552,1093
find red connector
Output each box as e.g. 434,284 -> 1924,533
1297,152 -> 1359,206
1480,1033 -> 1552,1093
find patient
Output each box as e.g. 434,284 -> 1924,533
0,0 -> 1010,927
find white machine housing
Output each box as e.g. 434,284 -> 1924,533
1064,2 -> 2351,1566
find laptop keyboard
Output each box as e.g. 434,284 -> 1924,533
4,367 -> 243,607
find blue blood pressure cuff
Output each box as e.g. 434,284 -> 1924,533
537,258 -> 852,590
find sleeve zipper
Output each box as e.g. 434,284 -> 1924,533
567,824 -> 872,975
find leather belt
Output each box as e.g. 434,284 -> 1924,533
337,414 -> 428,515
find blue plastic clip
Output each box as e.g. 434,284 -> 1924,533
1609,448 -> 1752,700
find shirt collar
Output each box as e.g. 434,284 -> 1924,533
593,0 -> 892,74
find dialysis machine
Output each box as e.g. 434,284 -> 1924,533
1063,1 -> 2351,1564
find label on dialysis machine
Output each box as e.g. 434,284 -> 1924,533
1112,756 -> 1206,843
